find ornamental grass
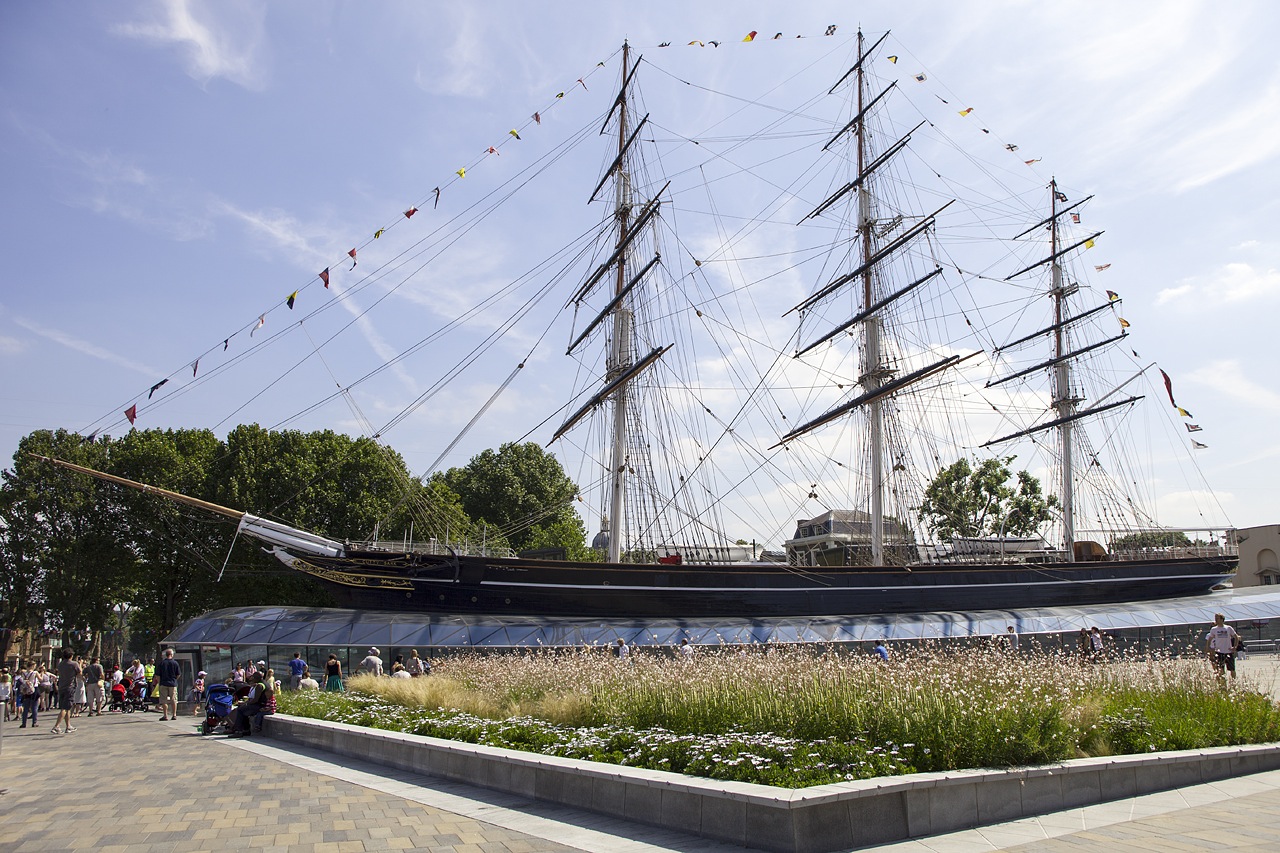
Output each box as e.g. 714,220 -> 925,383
277,643 -> 1280,788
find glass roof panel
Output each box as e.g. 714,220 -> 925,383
163,588 -> 1280,650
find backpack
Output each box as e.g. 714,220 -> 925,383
20,674 -> 36,696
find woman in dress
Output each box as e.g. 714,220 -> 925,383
324,654 -> 344,692
72,661 -> 88,716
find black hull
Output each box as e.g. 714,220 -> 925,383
271,549 -> 1236,618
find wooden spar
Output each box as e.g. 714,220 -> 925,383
29,453 -> 245,520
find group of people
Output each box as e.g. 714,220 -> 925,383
3,648 -> 181,732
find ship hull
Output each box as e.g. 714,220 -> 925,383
272,548 -> 1235,618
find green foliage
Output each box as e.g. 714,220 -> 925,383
438,441 -> 586,555
1109,530 -> 1193,550
2,430 -> 138,653
276,646 -> 1280,788
918,456 -> 1058,541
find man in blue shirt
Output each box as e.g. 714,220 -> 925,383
156,648 -> 181,720
288,653 -> 308,691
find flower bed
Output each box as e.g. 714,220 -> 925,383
277,644 -> 1280,788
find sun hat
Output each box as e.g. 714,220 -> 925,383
368,647 -> 379,654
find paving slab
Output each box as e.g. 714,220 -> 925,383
4,695 -> 1280,852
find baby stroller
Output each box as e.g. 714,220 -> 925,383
108,677 -> 133,713
200,683 -> 237,735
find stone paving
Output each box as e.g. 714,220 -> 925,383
2,657 -> 1280,852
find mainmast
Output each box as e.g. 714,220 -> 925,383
856,29 -> 886,564
1049,177 -> 1076,554
605,42 -> 634,563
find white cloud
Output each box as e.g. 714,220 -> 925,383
0,335 -> 26,355
1157,263 -> 1280,307
112,0 -> 267,90
1155,284 -> 1194,306
212,199 -> 417,394
10,316 -> 157,376
1186,359 -> 1280,414
412,8 -> 489,98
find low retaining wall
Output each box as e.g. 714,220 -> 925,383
263,714 -> 1280,853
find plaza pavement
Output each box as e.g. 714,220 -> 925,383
1,656 -> 1279,852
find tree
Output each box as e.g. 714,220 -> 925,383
1109,530 -> 1192,550
3,430 -> 137,655
109,427 -> 227,649
918,456 -> 1058,541
439,442 -> 586,556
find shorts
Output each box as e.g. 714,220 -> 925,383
58,688 -> 75,710
1214,651 -> 1236,673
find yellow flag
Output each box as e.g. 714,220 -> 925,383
456,167 -> 466,179
742,31 -> 757,42
958,107 -> 973,116
373,229 -> 384,239
1177,407 -> 1192,418
887,55 -> 898,63
1084,239 -> 1096,249
1119,318 -> 1130,328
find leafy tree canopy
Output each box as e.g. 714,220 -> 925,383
918,456 -> 1059,541
1109,530 -> 1192,550
438,442 -> 586,556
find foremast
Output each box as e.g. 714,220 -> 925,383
1048,178 -> 1077,555
553,41 -> 671,563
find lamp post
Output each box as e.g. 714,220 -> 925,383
112,603 -> 132,666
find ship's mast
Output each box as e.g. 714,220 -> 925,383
605,42 -> 633,563
1049,177 -> 1076,555
855,30 -> 886,564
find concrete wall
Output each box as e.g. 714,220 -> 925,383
1236,525 -> 1280,588
264,714 -> 1280,853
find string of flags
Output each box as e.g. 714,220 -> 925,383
1159,368 -> 1209,449
656,25 -> 843,48
112,51 -> 618,431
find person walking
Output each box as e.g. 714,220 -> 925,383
358,647 -> 383,676
288,653 -> 307,690
324,654 -> 344,691
156,648 -> 181,720
1205,613 -> 1240,681
84,657 -> 105,716
406,650 -> 430,677
18,663 -> 40,728
52,649 -> 81,734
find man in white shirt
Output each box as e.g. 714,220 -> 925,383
359,647 -> 384,676
1205,613 -> 1240,680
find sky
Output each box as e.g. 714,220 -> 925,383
2,0 -> 1279,543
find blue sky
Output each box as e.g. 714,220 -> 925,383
2,1 -> 1278,541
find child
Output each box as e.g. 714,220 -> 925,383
189,671 -> 206,715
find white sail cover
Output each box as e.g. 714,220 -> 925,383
237,514 -> 345,557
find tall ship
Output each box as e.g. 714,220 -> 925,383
40,32 -> 1236,617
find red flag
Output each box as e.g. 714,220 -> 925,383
1159,369 -> 1177,408
743,31 -> 757,42
532,112 -> 541,125
577,77 -> 588,91
404,207 -> 417,219
124,404 -> 137,425
319,268 -> 330,288
487,146 -> 499,155
348,248 -> 357,269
